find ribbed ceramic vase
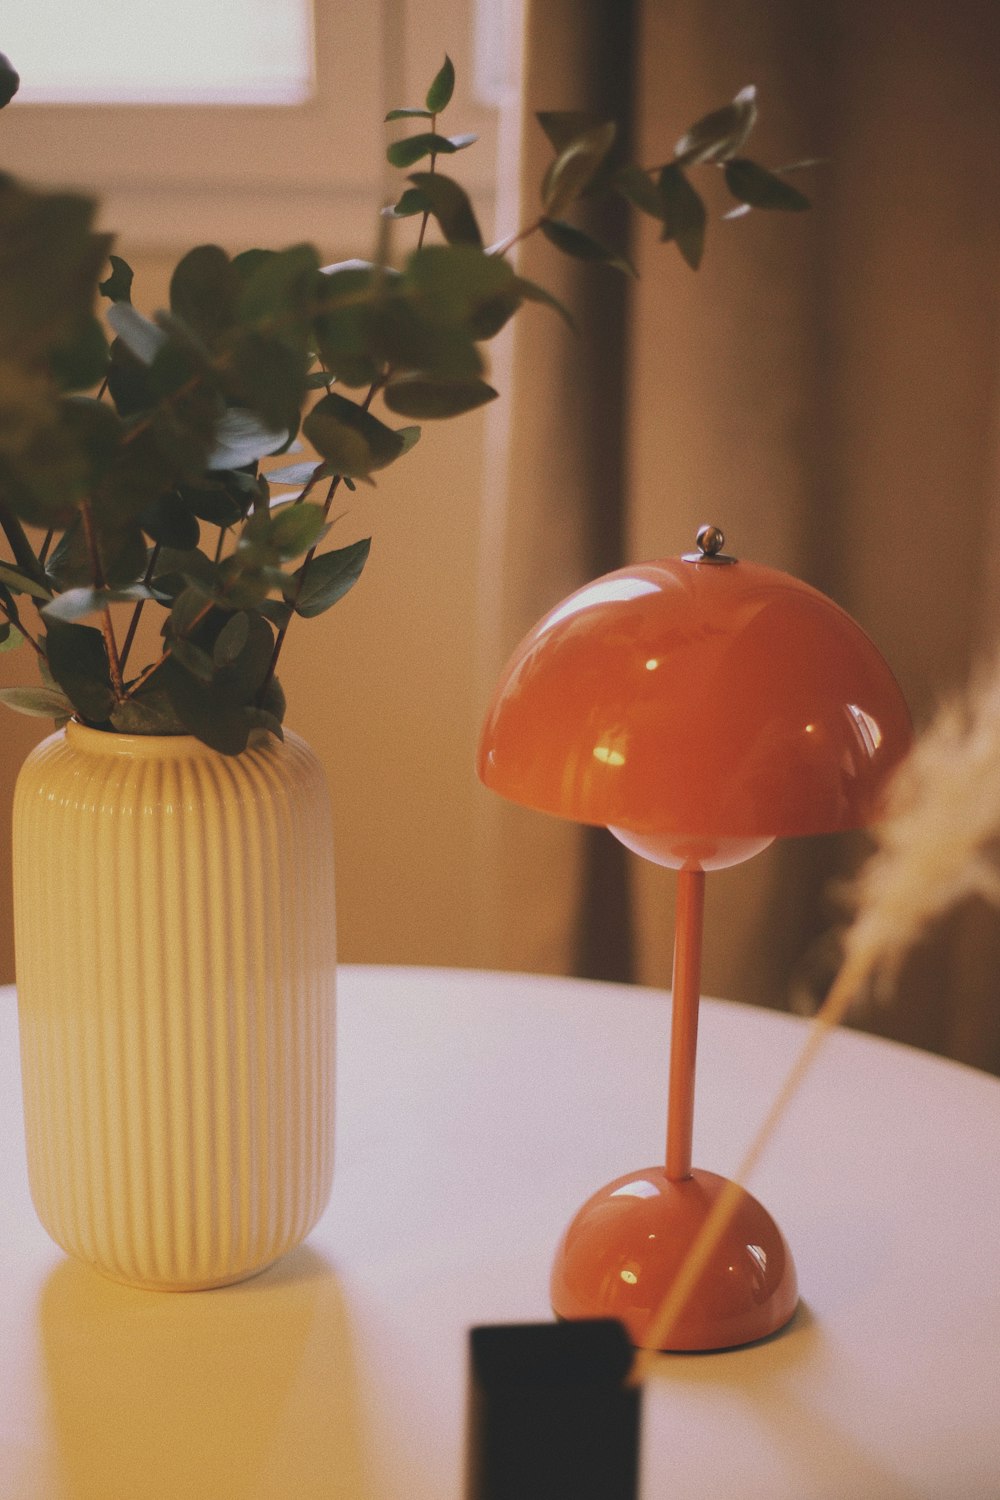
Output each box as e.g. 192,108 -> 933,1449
12,722 -> 336,1291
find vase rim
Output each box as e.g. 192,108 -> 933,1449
64,720 -> 278,759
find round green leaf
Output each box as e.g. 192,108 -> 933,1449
0,685 -> 74,718
425,54 -> 455,114
383,376 -> 497,419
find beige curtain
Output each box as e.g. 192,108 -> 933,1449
489,0 -> 1000,1073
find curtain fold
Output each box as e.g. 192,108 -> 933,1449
489,0 -> 1000,1074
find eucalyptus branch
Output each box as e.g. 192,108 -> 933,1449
79,500 -> 125,701
123,598 -> 215,699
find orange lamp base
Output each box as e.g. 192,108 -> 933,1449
551,1167 -> 798,1352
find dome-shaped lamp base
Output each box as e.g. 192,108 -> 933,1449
551,1167 -> 798,1352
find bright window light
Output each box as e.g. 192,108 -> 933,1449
5,0 -> 315,105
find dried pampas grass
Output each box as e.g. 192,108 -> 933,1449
633,649 -> 1000,1372
845,651 -> 1000,989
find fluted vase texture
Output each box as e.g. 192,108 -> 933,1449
13,722 -> 336,1290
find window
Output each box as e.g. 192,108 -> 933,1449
4,0 -> 314,105
2,0 -> 500,255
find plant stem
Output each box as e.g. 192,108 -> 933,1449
79,501 -> 126,702
0,500 -> 51,594
257,377 -> 383,703
415,113 -> 437,251
118,542 -> 161,675
37,528 -> 55,566
213,526 -> 228,563
489,218 -> 543,258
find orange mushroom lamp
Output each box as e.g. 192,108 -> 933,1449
477,527 -> 912,1351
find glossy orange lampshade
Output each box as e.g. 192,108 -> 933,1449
478,533 -> 912,1351
478,549 -> 912,852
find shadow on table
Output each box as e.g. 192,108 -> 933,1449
35,1245 -> 371,1500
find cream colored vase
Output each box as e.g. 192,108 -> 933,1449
12,723 -> 336,1290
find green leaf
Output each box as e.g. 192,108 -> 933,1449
0,177 -> 112,367
159,657 -> 250,755
0,685 -> 74,718
511,276 -> 576,331
383,376 -> 497,419
99,255 -> 134,304
542,122 -> 617,218
170,245 -> 238,348
539,219 -> 636,275
385,107 -> 433,122
236,242 -> 319,351
0,562 -> 52,601
536,111 -> 609,153
170,636 -> 215,682
425,54 -> 455,113
169,583 -> 212,637
42,583 -> 160,624
287,538 -> 371,618
258,597 -> 293,630
260,499 -> 328,559
213,610 -> 250,667
303,392 -> 406,477
406,172 -> 482,247
140,490 -> 201,550
50,315 -> 110,392
221,328 -> 305,433
0,621 -> 22,653
244,706 -> 284,741
674,86 -> 758,165
265,459 -> 330,488
657,164 -> 707,269
723,158 -> 811,211
614,165 -> 663,219
177,480 -> 246,528
396,425 -> 421,454
152,547 -> 218,598
403,244 -> 517,332
386,132 -> 476,169
44,618 -> 115,722
383,187 -> 430,219
110,688 -> 185,736
209,407 -> 288,471
216,611 -> 274,700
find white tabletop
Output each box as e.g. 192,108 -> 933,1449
3,966 -> 1000,1499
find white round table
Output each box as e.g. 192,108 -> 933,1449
3,966 -> 999,1499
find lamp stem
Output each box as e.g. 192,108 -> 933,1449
665,867 -> 705,1181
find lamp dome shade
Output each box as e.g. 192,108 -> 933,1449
477,555 -> 912,842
